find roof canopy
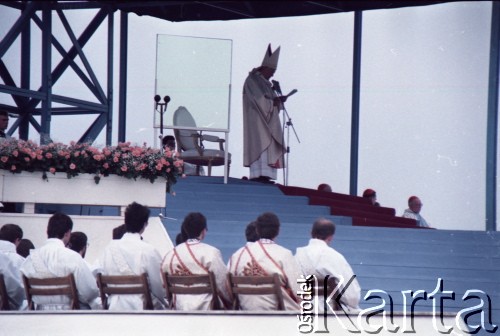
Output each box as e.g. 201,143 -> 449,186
95,1 -> 456,22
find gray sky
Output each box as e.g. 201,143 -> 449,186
0,1 -> 497,231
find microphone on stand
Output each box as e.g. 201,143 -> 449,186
271,80 -> 282,95
154,95 -> 171,108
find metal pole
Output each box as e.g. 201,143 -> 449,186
40,5 -> 52,144
118,11 -> 128,142
486,2 -> 499,231
349,11 -> 362,196
106,11 -> 114,146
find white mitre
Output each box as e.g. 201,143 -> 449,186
261,43 -> 281,69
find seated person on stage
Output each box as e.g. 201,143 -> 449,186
96,202 -> 166,310
20,213 -> 99,310
402,195 -> 430,228
317,183 -> 332,193
228,212 -> 300,311
16,238 -> 35,258
295,218 -> 361,312
69,231 -> 100,277
245,221 -> 259,243
112,224 -> 126,240
362,188 -> 380,206
162,212 -> 231,310
69,231 -> 88,259
162,135 -> 204,176
0,224 -> 26,309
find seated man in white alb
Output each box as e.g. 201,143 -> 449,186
228,212 -> 301,310
162,212 -> 231,310
295,218 -> 361,312
0,224 -> 26,309
20,213 -> 99,310
96,202 -> 167,310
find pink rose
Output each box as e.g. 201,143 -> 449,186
1,156 -> 8,163
121,166 -> 128,172
49,167 -> 56,174
69,163 -> 76,170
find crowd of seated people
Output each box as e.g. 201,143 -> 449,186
0,202 -> 362,312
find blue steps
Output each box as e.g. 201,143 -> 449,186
162,176 -> 500,328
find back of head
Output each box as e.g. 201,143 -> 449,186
47,212 -> 73,239
256,212 -> 280,240
245,221 -> 259,242
16,238 -> 34,258
0,223 -> 23,243
181,212 -> 207,240
311,218 -> 336,240
408,195 -> 419,206
69,231 -> 88,253
162,135 -> 176,150
125,202 -> 150,233
317,183 -> 332,193
362,189 -> 376,198
112,224 -> 127,240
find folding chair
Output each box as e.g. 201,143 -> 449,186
22,274 -> 80,310
0,274 -> 10,310
228,273 -> 285,310
163,271 -> 219,309
96,273 -> 154,310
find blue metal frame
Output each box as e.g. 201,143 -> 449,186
349,11 -> 362,197
486,1 -> 499,231
0,2 -> 114,145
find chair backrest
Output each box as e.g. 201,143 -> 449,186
315,275 -> 341,311
0,274 -> 10,310
22,274 -> 80,310
173,106 -> 199,152
228,273 -> 285,310
96,273 -> 153,310
163,271 -> 219,310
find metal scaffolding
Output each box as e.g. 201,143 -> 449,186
0,1 -> 118,145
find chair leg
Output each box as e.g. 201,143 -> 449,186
208,161 -> 212,176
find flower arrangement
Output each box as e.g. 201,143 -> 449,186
0,138 -> 184,190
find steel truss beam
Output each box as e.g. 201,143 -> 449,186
0,1 -> 116,145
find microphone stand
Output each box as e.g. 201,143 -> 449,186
273,83 -> 300,186
154,95 -> 171,153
